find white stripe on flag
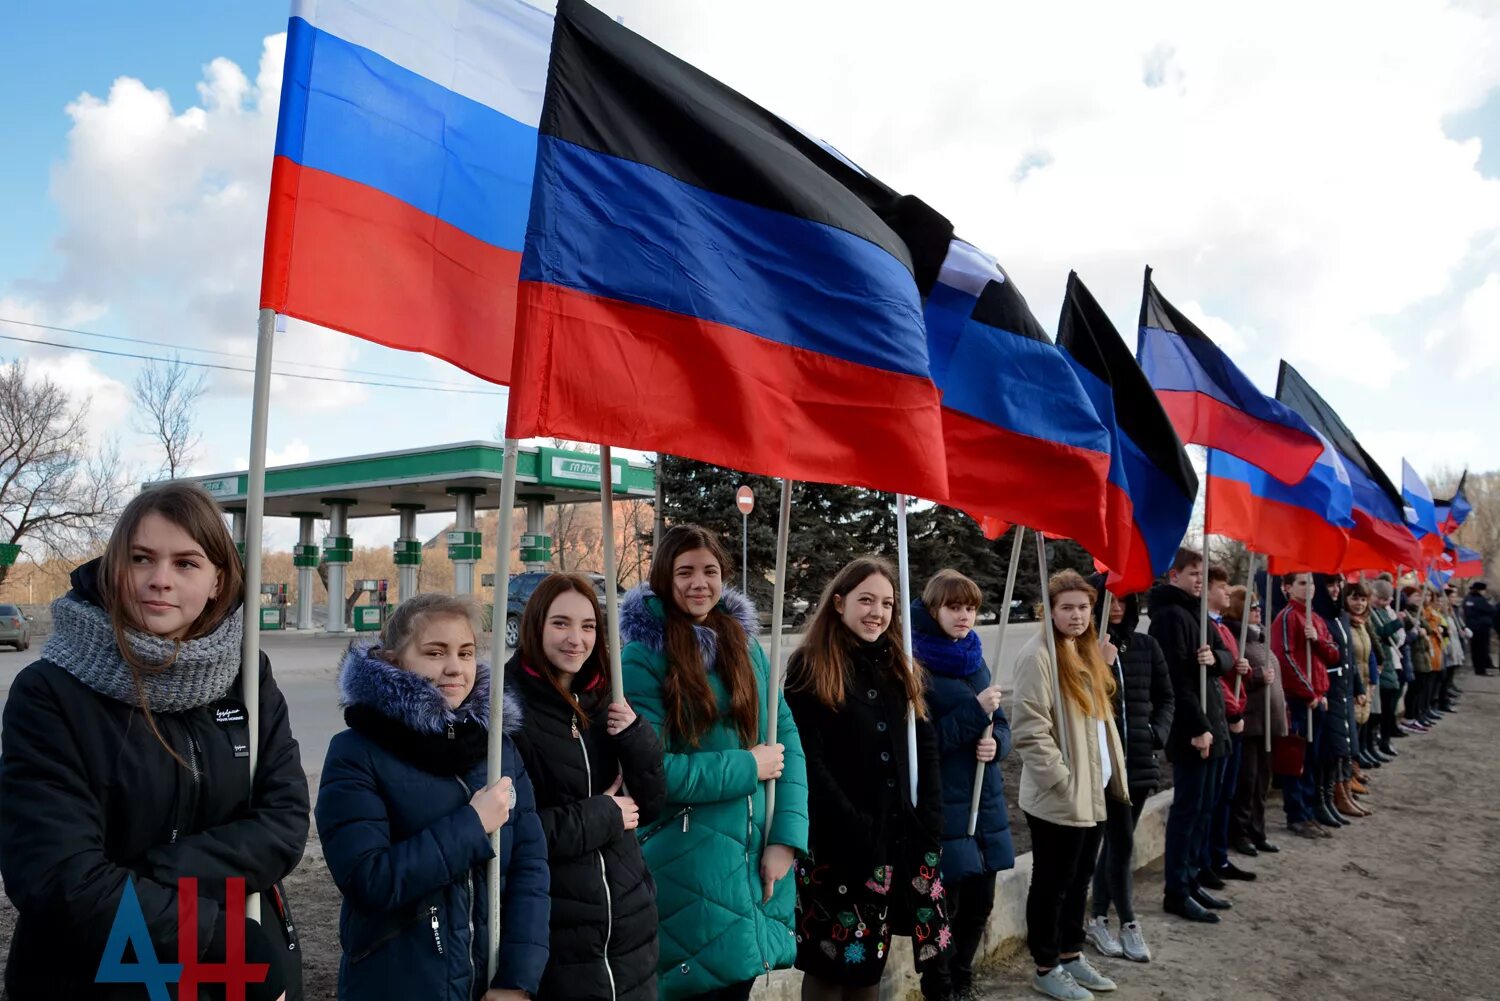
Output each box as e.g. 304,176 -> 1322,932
936,238 -> 1005,297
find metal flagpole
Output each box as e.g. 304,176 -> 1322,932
763,480 -> 793,843
486,437 -> 519,981
1304,580 -> 1315,734
896,495 -> 919,806
599,446 -> 625,704
1235,553 -> 1256,702
968,527 -> 1025,836
1265,568 -> 1275,753
240,308 -> 277,922
1200,481 -> 1212,712
1036,531 -> 1070,763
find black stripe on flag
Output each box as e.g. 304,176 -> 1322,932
1275,361 -> 1403,510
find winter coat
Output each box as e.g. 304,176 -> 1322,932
1269,601 -> 1336,704
1211,617 -> 1248,720
315,645 -> 549,1001
1321,612 -> 1354,758
619,586 -> 810,1001
1369,606 -> 1404,689
1010,633 -> 1130,827
1224,620 -> 1287,739
511,656 -> 667,1001
911,602 -> 1014,881
1102,593 -> 1173,798
1147,582 -> 1232,761
1404,604 -> 1435,674
0,560 -> 309,1001
1463,592 -> 1493,633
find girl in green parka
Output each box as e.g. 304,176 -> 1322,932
620,525 -> 810,1001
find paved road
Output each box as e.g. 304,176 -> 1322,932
0,622 -> 1045,788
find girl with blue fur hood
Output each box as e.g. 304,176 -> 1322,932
619,525 -> 809,1001
910,570 -> 1013,1001
316,593 -> 549,1001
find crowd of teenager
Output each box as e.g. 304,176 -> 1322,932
0,482 -> 1492,1000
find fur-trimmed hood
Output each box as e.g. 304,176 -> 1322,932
619,583 -> 759,670
338,640 -> 521,735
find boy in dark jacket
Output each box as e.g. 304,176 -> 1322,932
1085,584 -> 1172,963
1148,548 -> 1233,924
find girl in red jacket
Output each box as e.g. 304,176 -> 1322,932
1268,573 -> 1339,839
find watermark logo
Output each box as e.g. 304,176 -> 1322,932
97,877 -> 269,1001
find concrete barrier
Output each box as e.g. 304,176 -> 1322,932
749,789 -> 1175,1000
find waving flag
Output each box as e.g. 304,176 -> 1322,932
923,243 -> 1111,547
1435,471 -> 1472,534
1137,268 -> 1322,484
507,0 -> 952,496
1401,459 -> 1444,558
1450,543 -> 1484,577
1208,440 -> 1354,574
1276,363 -> 1421,571
1057,272 -> 1198,594
262,0 -> 551,383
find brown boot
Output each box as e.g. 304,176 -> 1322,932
1334,781 -> 1367,818
1350,774 -> 1370,796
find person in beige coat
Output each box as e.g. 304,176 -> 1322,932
1011,570 -> 1129,1001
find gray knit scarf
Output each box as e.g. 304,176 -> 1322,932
43,595 -> 245,713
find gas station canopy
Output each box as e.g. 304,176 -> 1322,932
188,440 -> 655,515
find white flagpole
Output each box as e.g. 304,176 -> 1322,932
240,308 -> 277,923
1200,482 -> 1212,710
968,527 -> 1024,836
1035,532 -> 1070,765
896,495 -> 918,807
1264,566 -> 1274,753
486,437 -> 519,981
763,479 -> 793,843
1235,554 -> 1256,702
1304,581 -> 1315,735
598,446 -> 625,704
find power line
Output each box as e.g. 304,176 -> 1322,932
0,329 -> 510,397
0,315 -> 491,390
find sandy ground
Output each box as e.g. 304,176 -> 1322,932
977,670 -> 1500,1000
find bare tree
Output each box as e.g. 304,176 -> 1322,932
0,361 -> 129,585
615,497 -> 655,588
133,357 -> 208,479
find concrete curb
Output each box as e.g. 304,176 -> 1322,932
750,789 -> 1175,1000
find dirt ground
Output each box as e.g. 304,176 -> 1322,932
978,670 -> 1500,1000
3,673 -> 1494,1000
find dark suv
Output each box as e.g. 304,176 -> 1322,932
500,572 -> 617,649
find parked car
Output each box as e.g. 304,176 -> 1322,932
499,571 -> 619,649
1009,598 -> 1039,623
755,598 -> 810,633
0,604 -> 32,650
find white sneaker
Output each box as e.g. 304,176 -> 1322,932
1119,921 -> 1152,963
1061,955 -> 1118,992
1084,915 -> 1123,958
1032,966 -> 1094,1001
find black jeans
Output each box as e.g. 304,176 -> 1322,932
919,872 -> 997,997
1164,752 -> 1221,899
1379,685 -> 1401,744
684,982 -> 755,1001
1474,627 -> 1493,673
1230,733 -> 1271,844
1208,732 -> 1242,871
1090,792 -> 1147,923
1024,813 -> 1104,970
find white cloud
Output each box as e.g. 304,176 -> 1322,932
22,352 -> 131,449
1454,273 -> 1500,376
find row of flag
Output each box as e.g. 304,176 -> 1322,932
258,0 -> 1479,591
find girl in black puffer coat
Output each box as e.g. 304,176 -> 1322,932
1086,585 -> 1172,963
510,575 -> 666,1001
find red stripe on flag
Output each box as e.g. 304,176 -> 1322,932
936,406 -> 1111,555
1206,473 -> 1348,572
1156,389 -> 1321,484
508,281 -> 949,497
260,157 -> 522,385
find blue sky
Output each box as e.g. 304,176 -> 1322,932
2,1 -> 1498,553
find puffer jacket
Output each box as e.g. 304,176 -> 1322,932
1100,590 -> 1173,799
315,646 -> 549,1001
911,601 -> 1015,882
619,586 -> 810,1001
1147,582 -> 1231,761
1314,585 -> 1354,758
511,656 -> 667,1001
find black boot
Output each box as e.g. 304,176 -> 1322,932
1379,738 -> 1398,757
1314,778 -> 1347,828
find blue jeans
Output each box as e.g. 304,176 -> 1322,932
1164,753 -> 1222,900
1282,701 -> 1322,824
1207,731 -> 1242,870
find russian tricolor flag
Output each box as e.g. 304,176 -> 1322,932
1402,459 -> 1444,559
1137,268 -> 1322,485
1057,272 -> 1198,595
261,0 -> 551,384
1207,439 -> 1354,575
506,0 -> 952,497
1276,363 -> 1421,572
922,243 -> 1112,549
